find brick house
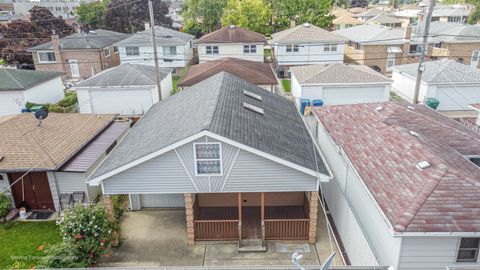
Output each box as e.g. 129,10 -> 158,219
28,29 -> 129,80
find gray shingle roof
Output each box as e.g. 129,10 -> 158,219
91,72 -> 327,178
0,68 -> 63,91
272,23 -> 348,44
114,26 -> 194,47
28,29 -> 129,51
75,64 -> 172,87
366,14 -> 402,24
425,22 -> 480,43
291,63 -> 391,84
392,59 -> 480,84
334,24 -> 405,45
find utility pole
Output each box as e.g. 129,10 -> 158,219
413,0 -> 436,104
148,0 -> 163,101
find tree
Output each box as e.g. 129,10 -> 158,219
102,0 -> 172,33
0,20 -> 47,65
221,0 -> 272,35
77,0 -> 110,29
182,0 -> 227,35
269,0 -> 334,32
29,6 -> 74,37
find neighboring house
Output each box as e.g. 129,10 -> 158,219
28,29 -> 129,80
114,25 -> 194,74
12,0 -> 96,18
88,72 -> 330,248
366,14 -> 402,28
394,9 -> 421,26
177,57 -> 277,92
271,23 -> 348,77
353,8 -> 391,21
334,24 -> 413,75
314,102 -> 480,269
0,68 -> 64,116
431,5 -> 470,23
196,25 -> 267,63
0,113 -> 130,212
392,59 -> 480,112
332,14 -> 363,30
424,22 -> 480,68
290,63 -> 391,107
75,63 -> 173,115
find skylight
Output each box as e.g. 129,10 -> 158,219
243,102 -> 264,115
243,90 -> 262,102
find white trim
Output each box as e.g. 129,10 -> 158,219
69,59 -> 80,78
193,142 -> 223,176
37,51 -> 56,63
104,47 -> 111,57
174,149 -> 199,192
220,148 -> 240,191
296,81 -> 392,86
89,130 -> 329,185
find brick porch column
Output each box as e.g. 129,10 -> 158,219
184,193 -> 195,245
103,195 -> 119,246
308,191 -> 319,244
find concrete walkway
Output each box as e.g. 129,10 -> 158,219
100,207 -> 343,267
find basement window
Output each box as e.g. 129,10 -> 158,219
457,238 -> 480,262
194,143 -> 222,176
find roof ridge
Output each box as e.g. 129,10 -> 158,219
206,72 -> 228,131
4,69 -> 24,89
128,64 -> 156,84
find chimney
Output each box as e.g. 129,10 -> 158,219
144,21 -> 150,30
51,32 -> 65,73
290,19 -> 296,28
401,26 -> 412,65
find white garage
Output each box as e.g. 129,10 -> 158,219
290,63 -> 391,109
392,59 -> 480,112
129,194 -> 185,210
75,63 -> 172,115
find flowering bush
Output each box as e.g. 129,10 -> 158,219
37,242 -> 86,268
58,204 -> 111,265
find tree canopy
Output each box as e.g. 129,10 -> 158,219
221,0 -> 271,35
77,0 -> 110,29
269,0 -> 334,31
102,0 -> 172,33
182,0 -> 227,35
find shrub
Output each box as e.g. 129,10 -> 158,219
58,204 -> 111,265
37,242 -> 86,268
0,193 -> 11,218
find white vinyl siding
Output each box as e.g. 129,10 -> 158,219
139,194 -> 185,208
198,43 -> 264,63
126,46 -> 140,56
118,43 -> 193,68
274,43 -> 344,67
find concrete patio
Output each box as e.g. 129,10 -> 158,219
100,206 -> 343,267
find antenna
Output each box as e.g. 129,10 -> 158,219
34,109 -> 49,127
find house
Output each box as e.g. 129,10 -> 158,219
290,63 -> 391,108
12,0 -> 96,18
0,113 -> 130,212
332,14 -> 363,30
425,22 -> 480,68
177,58 -> 277,92
75,63 -> 173,115
88,72 -> 331,247
334,24 -> 412,75
353,8 -> 391,21
394,9 -> 421,26
391,59 -> 480,112
271,23 -> 348,77
114,25 -> 194,74
0,68 -> 64,116
431,5 -> 470,23
196,25 -> 267,63
314,101 -> 480,269
28,29 -> 129,80
366,14 -> 402,28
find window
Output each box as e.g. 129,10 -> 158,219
104,48 -> 110,57
113,46 -> 118,53
387,53 -> 395,69
163,46 -> 176,55
355,43 -> 363,51
194,143 -> 222,175
324,44 -> 337,52
345,24 -> 353,28
55,6 -> 61,10
0,174 -> 3,181
38,52 -> 56,63
206,45 -> 219,55
243,44 -> 257,53
409,44 -> 420,54
457,238 -> 480,262
471,51 -> 479,67
286,44 -> 299,53
69,59 -> 79,78
125,46 -> 140,56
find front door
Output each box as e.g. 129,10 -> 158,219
8,172 -> 55,211
240,193 -> 262,239
69,59 -> 80,78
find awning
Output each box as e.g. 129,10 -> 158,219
388,46 -> 402,54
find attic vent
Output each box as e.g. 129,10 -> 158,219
416,161 -> 431,170
409,130 -> 419,137
243,90 -> 262,101
243,102 -> 264,115
375,106 -> 383,112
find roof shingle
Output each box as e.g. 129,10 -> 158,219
290,63 -> 391,84
0,69 -> 63,91
272,23 -> 348,44
197,25 -> 267,44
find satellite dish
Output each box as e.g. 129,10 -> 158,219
35,109 -> 48,126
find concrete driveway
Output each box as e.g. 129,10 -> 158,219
100,209 -> 343,267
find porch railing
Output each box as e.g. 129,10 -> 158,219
194,220 -> 239,240
264,219 -> 310,240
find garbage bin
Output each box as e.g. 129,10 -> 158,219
312,99 -> 324,107
300,99 -> 310,115
426,98 -> 440,110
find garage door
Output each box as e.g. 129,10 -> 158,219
436,86 -> 480,111
139,194 -> 185,208
90,89 -> 154,115
322,86 -> 387,105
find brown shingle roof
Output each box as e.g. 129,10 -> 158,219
177,58 -> 277,87
197,25 -> 267,44
315,102 -> 480,233
0,113 -> 116,172
272,23 -> 348,44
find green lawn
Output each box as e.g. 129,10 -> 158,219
264,48 -> 272,61
281,79 -> 291,93
0,221 -> 61,269
171,75 -> 181,95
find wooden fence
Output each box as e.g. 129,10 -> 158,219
264,219 -> 310,240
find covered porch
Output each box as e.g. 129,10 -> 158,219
186,192 -> 319,245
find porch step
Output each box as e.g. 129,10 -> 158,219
238,239 -> 267,253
